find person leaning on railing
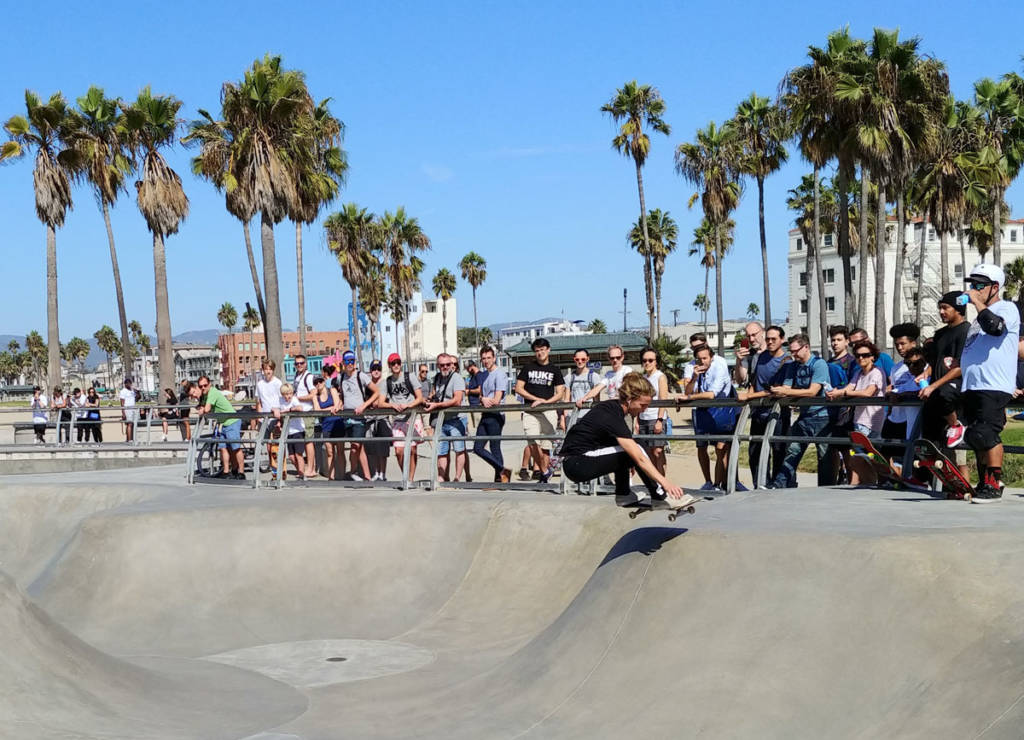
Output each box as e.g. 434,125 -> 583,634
826,340 -> 885,485
188,375 -> 244,480
735,325 -> 790,488
767,333 -> 830,489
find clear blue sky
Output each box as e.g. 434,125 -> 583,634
2,0 -> 1023,340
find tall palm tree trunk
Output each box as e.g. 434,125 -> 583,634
350,286 -> 363,369
295,221 -> 307,354
757,174 -> 772,325
472,286 -> 479,349
102,201 -> 132,380
993,194 -> 1002,266
243,221 -> 268,331
713,230 -> 725,354
915,208 -> 928,327
836,166 -> 854,326
959,229 -> 968,280
939,229 -> 950,294
152,233 -> 175,393
634,163 -> 657,338
655,267 -> 664,335
813,166 -> 827,356
403,304 -> 412,367
874,180 -> 888,343
46,225 -> 61,391
441,299 -> 449,354
703,267 -> 710,335
857,165 -> 870,330
892,192 -> 907,328
259,213 -> 284,368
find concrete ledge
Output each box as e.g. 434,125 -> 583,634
0,448 -> 188,475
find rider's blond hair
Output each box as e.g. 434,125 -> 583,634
619,371 -> 655,402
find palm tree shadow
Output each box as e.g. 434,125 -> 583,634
598,527 -> 688,568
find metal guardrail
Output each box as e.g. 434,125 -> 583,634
182,395 -> 1004,495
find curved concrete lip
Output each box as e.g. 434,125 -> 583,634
202,638 -> 436,688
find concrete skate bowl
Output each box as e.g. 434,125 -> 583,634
4,469 -> 1024,739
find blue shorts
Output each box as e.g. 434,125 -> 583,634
343,418 -> 367,439
438,417 -> 467,455
219,420 -> 242,451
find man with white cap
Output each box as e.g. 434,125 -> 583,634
951,263 -> 1021,502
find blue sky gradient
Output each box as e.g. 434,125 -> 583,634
2,0 -> 1023,339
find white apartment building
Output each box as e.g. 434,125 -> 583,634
498,319 -> 592,348
100,344 -> 221,393
406,291 -> 458,362
787,217 -> 1024,346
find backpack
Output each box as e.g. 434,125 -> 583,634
826,361 -> 849,390
386,372 -> 414,401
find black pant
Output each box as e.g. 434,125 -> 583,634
59,412 -> 72,443
91,419 -> 103,443
473,414 -> 505,471
563,449 -> 660,497
748,410 -> 789,486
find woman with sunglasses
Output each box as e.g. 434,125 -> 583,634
826,340 -> 885,484
312,372 -> 343,479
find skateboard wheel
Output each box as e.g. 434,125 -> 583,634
629,510 -> 639,519
668,512 -> 677,522
686,506 -> 695,514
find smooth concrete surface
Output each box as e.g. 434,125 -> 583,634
3,466 -> 1024,738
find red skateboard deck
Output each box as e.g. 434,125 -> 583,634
848,431 -> 921,490
913,438 -> 973,501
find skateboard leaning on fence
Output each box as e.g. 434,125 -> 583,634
912,438 -> 974,501
849,431 -> 928,492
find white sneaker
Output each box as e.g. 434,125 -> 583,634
161,434 -> 167,442
349,473 -> 364,482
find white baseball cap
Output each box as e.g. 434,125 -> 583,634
965,263 -> 1005,286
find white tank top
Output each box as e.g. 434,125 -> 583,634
640,369 -> 663,421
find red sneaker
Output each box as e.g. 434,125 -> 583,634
946,423 -> 966,448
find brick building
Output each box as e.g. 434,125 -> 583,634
218,327 -> 349,387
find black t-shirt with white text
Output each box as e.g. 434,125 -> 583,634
516,361 -> 565,400
560,399 -> 632,457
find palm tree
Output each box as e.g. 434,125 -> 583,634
747,303 -> 760,320
675,121 -> 742,353
629,209 -> 678,333
69,86 -> 135,378
242,305 -> 260,383
359,251 -> 387,358
458,252 -> 487,349
217,302 -> 238,335
289,98 -> 348,354
25,330 -> 47,386
432,268 -> 457,354
782,27 -> 868,327
185,116 -> 267,332
1004,257 -> 1024,320
974,77 -> 1023,267
689,218 -> 727,336
325,203 -> 375,368
93,325 -> 118,388
693,294 -> 710,330
65,336 -> 91,381
380,207 -> 431,361
2,91 -> 79,391
602,81 -> 671,339
733,93 -> 788,325
587,319 -> 607,334
121,87 -> 189,395
186,55 -> 315,368
787,174 -> 838,354
7,340 -> 19,355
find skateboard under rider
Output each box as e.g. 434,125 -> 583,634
912,438 -> 974,501
623,495 -> 699,522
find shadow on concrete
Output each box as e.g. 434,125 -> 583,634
597,526 -> 687,567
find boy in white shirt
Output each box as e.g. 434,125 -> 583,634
272,382 -> 307,480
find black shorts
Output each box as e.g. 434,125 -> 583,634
286,431 -> 306,455
962,390 -> 1011,451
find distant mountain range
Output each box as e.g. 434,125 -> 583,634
0,329 -> 222,371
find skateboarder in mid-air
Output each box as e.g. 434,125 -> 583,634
559,372 -> 697,509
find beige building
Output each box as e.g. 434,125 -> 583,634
787,217 -> 1024,345
406,291 -> 458,362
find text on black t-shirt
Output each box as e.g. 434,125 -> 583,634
516,361 -> 565,400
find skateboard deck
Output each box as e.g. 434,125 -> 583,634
625,496 -> 699,522
849,431 -> 914,489
913,438 -> 974,501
